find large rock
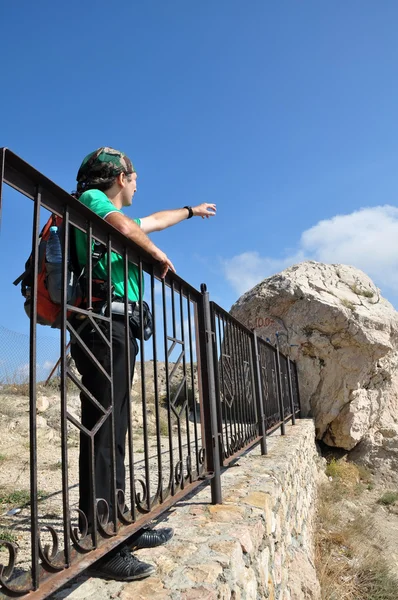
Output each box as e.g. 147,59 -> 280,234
230,261 -> 398,463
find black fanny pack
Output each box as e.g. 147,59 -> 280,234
110,300 -> 153,341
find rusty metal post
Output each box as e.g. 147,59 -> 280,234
198,284 -> 222,504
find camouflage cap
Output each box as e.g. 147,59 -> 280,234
76,147 -> 135,184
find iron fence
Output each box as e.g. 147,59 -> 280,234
0,148 -> 301,599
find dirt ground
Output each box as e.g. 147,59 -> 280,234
316,451 -> 398,599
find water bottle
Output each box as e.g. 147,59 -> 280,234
46,225 -> 63,304
46,226 -> 62,264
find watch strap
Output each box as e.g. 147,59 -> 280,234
184,205 -> 193,219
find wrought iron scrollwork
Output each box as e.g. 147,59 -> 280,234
70,509 -> 95,552
38,526 -> 65,572
185,454 -> 192,480
117,489 -> 133,525
0,541 -> 33,596
134,478 -> 150,513
174,460 -> 183,487
96,499 -> 116,538
0,541 -> 17,584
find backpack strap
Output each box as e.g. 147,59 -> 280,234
69,225 -> 107,280
13,269 -> 29,287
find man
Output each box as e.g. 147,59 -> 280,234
70,147 -> 216,581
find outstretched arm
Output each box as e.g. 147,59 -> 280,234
105,212 -> 175,278
140,203 -> 216,234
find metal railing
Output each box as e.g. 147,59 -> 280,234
0,148 -> 301,599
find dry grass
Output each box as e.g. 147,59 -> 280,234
316,458 -> 398,599
0,488 -> 46,508
0,381 -> 30,396
0,395 -> 25,418
341,298 -> 355,311
349,283 -> 375,299
322,458 -> 366,502
0,528 -> 18,545
378,491 -> 398,506
0,376 -> 79,400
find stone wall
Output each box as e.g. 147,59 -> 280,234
55,419 -> 320,600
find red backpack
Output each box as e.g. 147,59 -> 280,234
13,214 -> 106,328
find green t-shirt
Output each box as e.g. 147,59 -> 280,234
75,189 -> 142,302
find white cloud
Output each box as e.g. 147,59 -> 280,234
43,360 -> 55,371
222,251 -> 304,296
223,205 -> 398,297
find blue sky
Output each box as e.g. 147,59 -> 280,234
2,1 -> 398,372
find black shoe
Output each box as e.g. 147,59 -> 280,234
91,546 -> 156,581
130,526 -> 174,550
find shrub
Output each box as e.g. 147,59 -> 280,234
349,283 -> 374,298
377,491 -> 398,506
341,298 -> 355,310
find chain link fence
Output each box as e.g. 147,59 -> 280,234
0,325 -> 61,386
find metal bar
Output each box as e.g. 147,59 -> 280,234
248,333 -> 259,433
242,333 -> 251,435
187,294 -> 200,477
220,313 -> 234,461
138,259 -> 151,511
179,288 -> 190,486
199,284 -> 222,504
150,267 -> 164,503
60,206 -> 71,565
107,232 -> 117,533
210,308 -> 224,464
231,319 -> 244,448
268,345 -> 280,430
215,312 -> 226,460
89,433 -> 97,548
124,249 -> 137,523
162,278 -> 174,496
171,279 -> 177,340
252,332 -> 267,455
193,299 -> 207,472
245,333 -> 257,440
86,222 -> 93,310
29,185 -> 41,589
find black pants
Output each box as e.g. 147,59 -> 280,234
71,316 -> 138,531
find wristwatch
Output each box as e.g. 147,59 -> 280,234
184,205 -> 194,219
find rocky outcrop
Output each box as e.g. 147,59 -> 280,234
230,261 -> 398,473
